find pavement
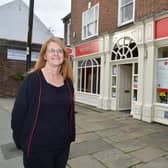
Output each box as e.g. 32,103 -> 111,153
0,98 -> 168,168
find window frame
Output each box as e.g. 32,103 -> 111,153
118,0 -> 135,27
82,3 -> 99,40
77,58 -> 101,95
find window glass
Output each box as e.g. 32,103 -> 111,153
111,37 -> 138,61
118,0 -> 134,26
77,58 -> 100,94
121,3 -> 133,22
82,4 -> 99,39
77,69 -> 81,91
156,47 -> 168,104
92,67 -> 97,94
86,68 -> 92,92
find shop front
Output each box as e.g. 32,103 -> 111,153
153,16 -> 168,125
73,15 -> 168,125
73,39 -> 102,107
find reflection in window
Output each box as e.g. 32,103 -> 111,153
77,58 -> 100,94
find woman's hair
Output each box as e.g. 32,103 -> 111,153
30,37 -> 73,81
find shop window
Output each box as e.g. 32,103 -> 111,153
156,46 -> 168,104
111,37 -> 138,61
111,65 -> 118,97
132,63 -> 138,101
82,3 -> 99,40
118,0 -> 135,26
77,58 -> 100,94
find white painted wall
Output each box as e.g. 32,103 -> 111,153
0,0 -> 54,44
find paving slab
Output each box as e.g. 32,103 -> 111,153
68,155 -> 106,168
69,139 -> 113,159
113,138 -> 147,153
129,147 -> 167,162
93,148 -> 140,168
0,156 -> 23,168
1,99 -> 168,168
138,132 -> 168,150
75,132 -> 100,143
0,98 -> 14,113
0,142 -> 22,160
134,157 -> 168,168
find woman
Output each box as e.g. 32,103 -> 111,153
11,37 -> 75,168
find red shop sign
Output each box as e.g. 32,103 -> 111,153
155,17 -> 168,39
67,47 -> 72,56
75,40 -> 99,57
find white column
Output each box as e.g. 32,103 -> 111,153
132,44 -> 145,120
142,42 -> 155,122
97,37 -> 104,108
97,34 -> 111,110
141,20 -> 155,122
72,46 -> 78,93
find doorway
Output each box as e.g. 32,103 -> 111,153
118,64 -> 132,111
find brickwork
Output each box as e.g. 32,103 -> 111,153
136,0 -> 168,19
70,0 -> 168,44
0,39 -> 41,96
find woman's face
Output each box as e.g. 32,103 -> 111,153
45,42 -> 64,67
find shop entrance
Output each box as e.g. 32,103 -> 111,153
118,64 -> 132,111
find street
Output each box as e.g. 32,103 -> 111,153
0,98 -> 168,168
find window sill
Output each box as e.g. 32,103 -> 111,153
154,103 -> 168,107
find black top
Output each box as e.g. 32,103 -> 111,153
11,71 -> 75,156
32,71 -> 71,151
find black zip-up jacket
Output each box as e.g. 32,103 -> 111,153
11,71 -> 75,156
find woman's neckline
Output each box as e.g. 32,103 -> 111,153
40,70 -> 65,88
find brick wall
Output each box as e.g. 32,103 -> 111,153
0,39 -> 41,97
136,0 -> 168,19
70,0 -> 168,44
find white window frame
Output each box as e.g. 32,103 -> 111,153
7,49 -> 39,61
118,0 -> 135,26
82,3 -> 99,40
77,58 -> 100,95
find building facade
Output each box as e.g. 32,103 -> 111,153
64,0 -> 168,125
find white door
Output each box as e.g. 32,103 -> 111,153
118,64 -> 132,111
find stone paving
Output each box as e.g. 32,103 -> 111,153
0,97 -> 168,168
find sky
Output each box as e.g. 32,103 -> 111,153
0,0 -> 71,37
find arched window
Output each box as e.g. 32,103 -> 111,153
111,37 -> 138,61
77,58 -> 100,94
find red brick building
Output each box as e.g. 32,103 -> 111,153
63,0 -> 168,125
